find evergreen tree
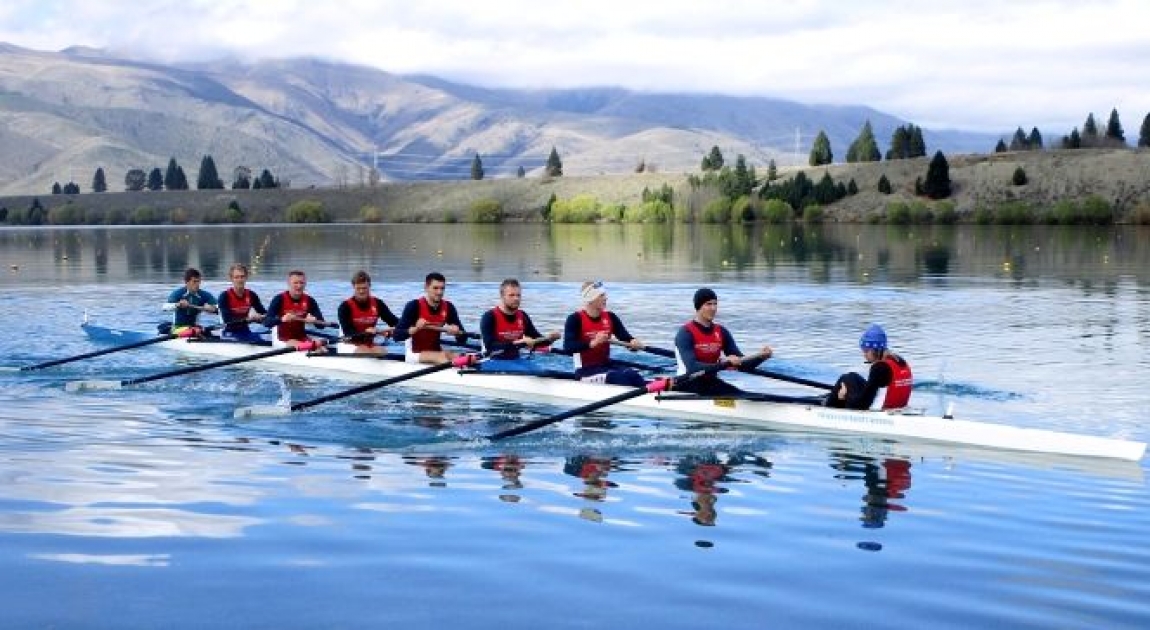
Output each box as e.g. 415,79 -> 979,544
733,154 -> 754,197
232,166 -> 251,190
147,168 -> 164,191
470,153 -> 484,180
1139,112 -> 1150,148
1082,113 -> 1099,142
994,139 -> 1008,153
809,131 -> 833,166
1027,127 -> 1043,150
908,125 -> 926,157
923,150 -> 951,199
252,177 -> 263,190
92,167 -> 107,193
62,182 -> 80,194
197,155 -> 224,189
545,147 -> 563,177
847,178 -> 858,195
27,198 -> 46,225
1105,108 -> 1125,145
888,126 -> 910,160
1062,128 -> 1082,149
706,145 -> 724,171
174,166 -> 189,190
258,169 -> 277,189
517,165 -> 526,178
766,159 -> 778,181
164,157 -> 181,190
877,174 -> 892,194
1012,166 -> 1028,186
125,169 -> 147,191
846,120 -> 881,162
51,182 -> 62,195
1009,127 -> 1029,151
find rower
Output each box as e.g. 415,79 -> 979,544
562,280 -> 646,387
478,278 -> 561,372
337,270 -> 399,354
825,324 -> 913,410
163,267 -> 218,336
262,270 -> 329,350
393,271 -> 469,364
672,287 -> 773,396
217,263 -> 267,343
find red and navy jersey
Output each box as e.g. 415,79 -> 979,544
344,297 -> 380,347
685,320 -> 724,364
274,291 -> 310,342
411,297 -> 450,352
880,356 -> 913,409
574,309 -> 613,369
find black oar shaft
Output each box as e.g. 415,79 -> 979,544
21,334 -> 176,371
488,387 -> 651,441
122,346 -> 295,386
628,343 -> 834,391
289,359 -> 458,412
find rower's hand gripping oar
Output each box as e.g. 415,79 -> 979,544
3,327 -> 211,373
234,352 -> 484,418
487,351 -> 769,441
64,340 -> 322,392
615,341 -> 833,391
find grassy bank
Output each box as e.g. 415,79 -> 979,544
2,149 -> 1148,225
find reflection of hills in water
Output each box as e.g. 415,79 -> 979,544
2,224 -> 1149,286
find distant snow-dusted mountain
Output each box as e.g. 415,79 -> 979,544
0,43 -> 997,195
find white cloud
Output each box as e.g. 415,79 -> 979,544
1,0 -> 1148,132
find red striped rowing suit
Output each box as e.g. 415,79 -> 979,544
411,297 -> 450,352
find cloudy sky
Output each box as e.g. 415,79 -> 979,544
2,0 -> 1148,133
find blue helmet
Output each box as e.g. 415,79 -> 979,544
859,324 -> 887,351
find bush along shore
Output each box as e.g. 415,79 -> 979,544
3,148 -> 1149,226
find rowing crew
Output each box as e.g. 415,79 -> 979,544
165,266 -> 912,411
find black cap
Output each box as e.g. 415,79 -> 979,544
693,287 -> 718,310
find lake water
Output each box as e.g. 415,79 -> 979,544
1,223 -> 1149,629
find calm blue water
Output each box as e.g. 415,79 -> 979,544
1,224 -> 1149,629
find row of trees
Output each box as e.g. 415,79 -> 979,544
809,122 -> 928,167
49,156 -> 282,195
996,109 -> 1150,153
469,147 -> 563,180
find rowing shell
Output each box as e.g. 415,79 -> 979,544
78,324 -> 1146,461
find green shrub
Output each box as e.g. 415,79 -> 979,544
359,205 -> 383,223
623,200 -> 673,223
701,197 -> 732,223
909,201 -> 934,224
550,194 -> 602,223
973,207 -> 995,225
600,204 -> 626,222
130,206 -> 161,225
1079,195 -> 1115,225
1129,201 -> 1150,225
802,204 -> 824,223
48,203 -> 85,225
169,207 -> 189,225
761,199 -> 792,224
104,208 -> 128,225
468,198 -> 503,223
934,201 -> 958,224
285,200 -> 329,223
995,201 -> 1036,224
732,196 -> 757,222
886,201 -> 912,225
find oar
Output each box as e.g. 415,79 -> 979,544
614,341 -> 833,391
2,327 -> 211,373
65,342 -> 317,392
234,352 -> 483,418
487,351 -> 768,441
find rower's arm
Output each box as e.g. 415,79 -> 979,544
392,300 -> 420,342
377,299 -> 399,328
262,295 -> 284,328
562,313 -> 589,353
675,327 -> 710,373
608,312 -> 635,343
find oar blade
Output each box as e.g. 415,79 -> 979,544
65,379 -> 124,392
234,404 -> 290,419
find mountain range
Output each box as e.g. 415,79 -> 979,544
0,43 -> 1000,196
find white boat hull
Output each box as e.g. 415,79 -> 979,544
79,325 -> 1147,461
